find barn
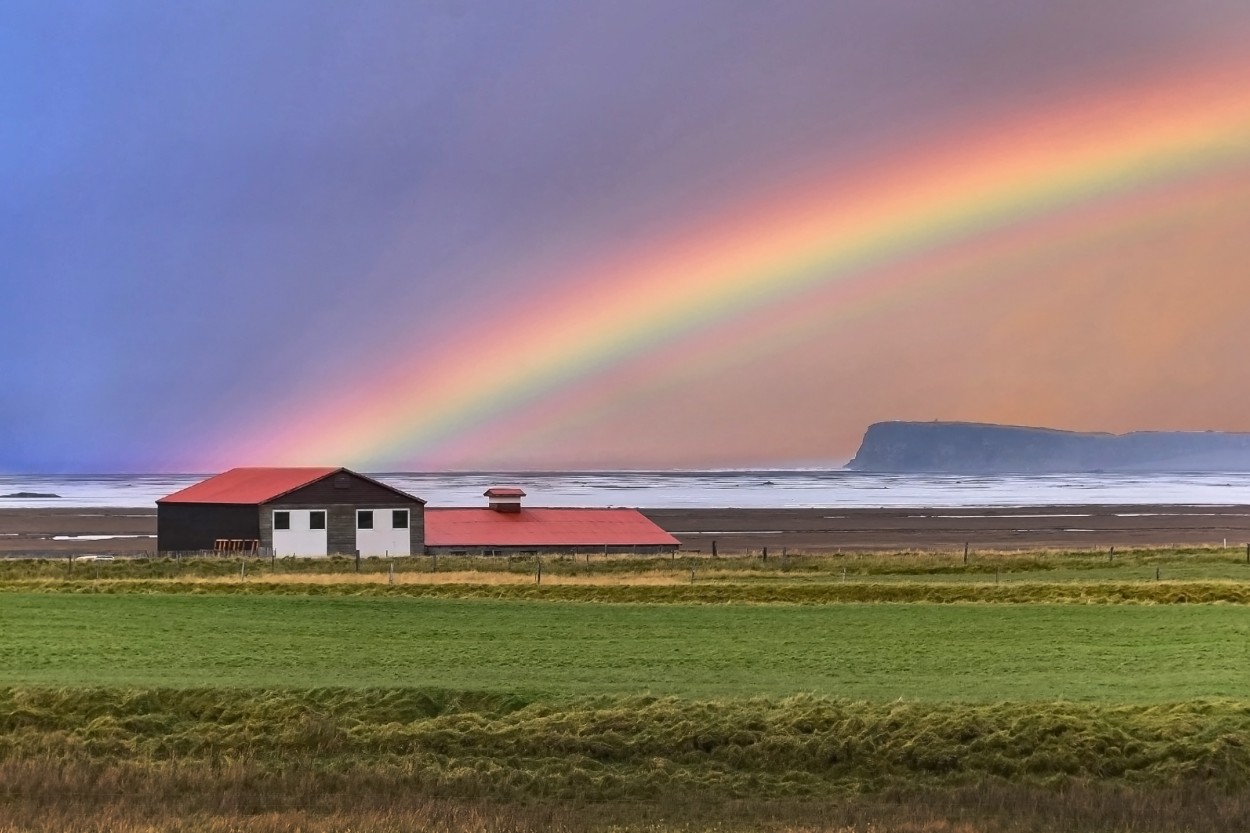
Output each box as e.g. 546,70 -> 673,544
424,487 -> 680,555
157,467 -> 424,556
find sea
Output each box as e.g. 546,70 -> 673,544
4,471 -> 1250,509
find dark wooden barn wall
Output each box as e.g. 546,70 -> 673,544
157,504 -> 261,553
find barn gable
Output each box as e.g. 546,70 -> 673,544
268,470 -> 425,507
259,470 -> 424,556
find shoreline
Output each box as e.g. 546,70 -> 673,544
5,504 -> 1250,555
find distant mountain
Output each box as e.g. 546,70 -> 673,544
847,422 -> 1250,472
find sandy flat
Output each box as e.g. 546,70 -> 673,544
4,505 -> 1250,556
644,506 -> 1250,552
0,508 -> 157,555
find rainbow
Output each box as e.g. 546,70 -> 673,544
219,60 -> 1250,469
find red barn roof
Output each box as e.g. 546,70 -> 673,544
425,508 -> 679,548
158,467 -> 342,504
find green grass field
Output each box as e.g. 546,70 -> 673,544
2,592 -> 1248,699
5,551 -> 1250,831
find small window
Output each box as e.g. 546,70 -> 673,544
392,509 -> 409,529
310,511 -> 326,530
357,510 -> 374,530
273,511 -> 290,531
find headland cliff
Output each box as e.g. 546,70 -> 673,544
848,421 -> 1250,472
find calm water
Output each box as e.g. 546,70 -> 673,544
3,471 -> 1250,509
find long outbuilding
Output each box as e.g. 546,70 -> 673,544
157,470 -> 678,556
424,487 -> 680,555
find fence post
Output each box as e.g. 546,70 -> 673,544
762,546 -> 768,561
388,563 -> 395,585
536,559 -> 542,585
711,540 -> 718,558
963,543 -> 969,565
355,550 -> 360,573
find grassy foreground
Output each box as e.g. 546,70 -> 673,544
3,689 -> 1250,831
3,550 -> 1250,831
6,688 -> 1250,792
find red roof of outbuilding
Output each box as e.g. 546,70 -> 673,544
425,508 -> 679,548
158,467 -> 340,504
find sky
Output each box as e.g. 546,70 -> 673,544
4,1 -> 1250,472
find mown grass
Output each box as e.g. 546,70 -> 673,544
3,689 -> 1250,830
2,593 -> 1248,699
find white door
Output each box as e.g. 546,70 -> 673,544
271,509 -> 328,556
355,507 -> 411,556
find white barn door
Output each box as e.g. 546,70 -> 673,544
355,508 -> 411,556
272,509 -> 328,556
